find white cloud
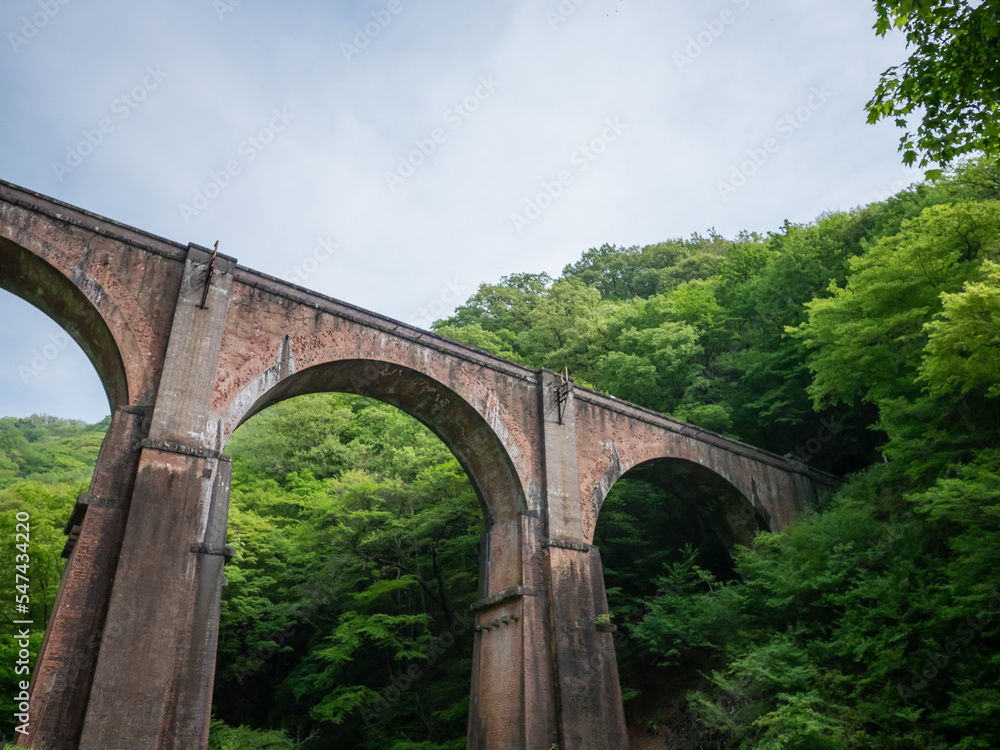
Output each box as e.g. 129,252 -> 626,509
0,0 -> 916,421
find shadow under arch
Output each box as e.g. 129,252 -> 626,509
228,359 -> 529,526
596,457 -> 771,556
0,235 -> 128,411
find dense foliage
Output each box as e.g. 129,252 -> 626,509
436,158 -> 1000,747
867,0 -> 1000,172
0,417 -> 106,744
212,394 -> 479,749
2,158 -> 999,748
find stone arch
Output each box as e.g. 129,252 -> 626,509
591,455 -> 771,553
0,235 -> 131,411
222,357 -> 529,525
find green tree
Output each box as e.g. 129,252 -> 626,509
868,0 -> 1000,172
0,482 -> 77,739
794,200 -> 1000,408
431,323 -> 521,362
592,319 -> 701,414
561,234 -> 732,299
215,394 -> 481,748
514,278 -> 613,374
793,199 -> 1000,477
919,259 -> 1000,401
432,272 -> 551,334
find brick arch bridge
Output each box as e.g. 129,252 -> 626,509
0,180 -> 838,750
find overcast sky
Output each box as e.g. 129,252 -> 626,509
0,0 -> 917,423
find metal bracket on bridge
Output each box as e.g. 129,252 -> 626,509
190,542 -> 237,563
555,366 -> 572,425
140,439 -> 231,462
542,537 -> 591,553
470,585 -> 542,614
197,240 -> 219,309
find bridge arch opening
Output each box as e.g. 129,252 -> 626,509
591,457 -> 771,734
595,457 -> 770,556
212,359 -> 530,744
593,457 -> 770,616
214,386 -> 487,745
226,358 -> 529,525
0,236 -> 129,413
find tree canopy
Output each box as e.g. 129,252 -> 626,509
868,0 -> 1000,173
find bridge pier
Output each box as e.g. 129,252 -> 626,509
546,544 -> 627,748
538,371 -> 630,749
76,446 -> 231,749
465,373 -> 629,749
18,406 -> 148,749
75,244 -> 236,749
467,515 -> 559,748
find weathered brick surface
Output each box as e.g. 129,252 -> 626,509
470,597 -> 528,747
572,390 -> 838,543
0,180 -> 184,409
0,181 -> 840,750
210,268 -> 546,524
17,408 -> 148,749
77,448 -> 217,749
